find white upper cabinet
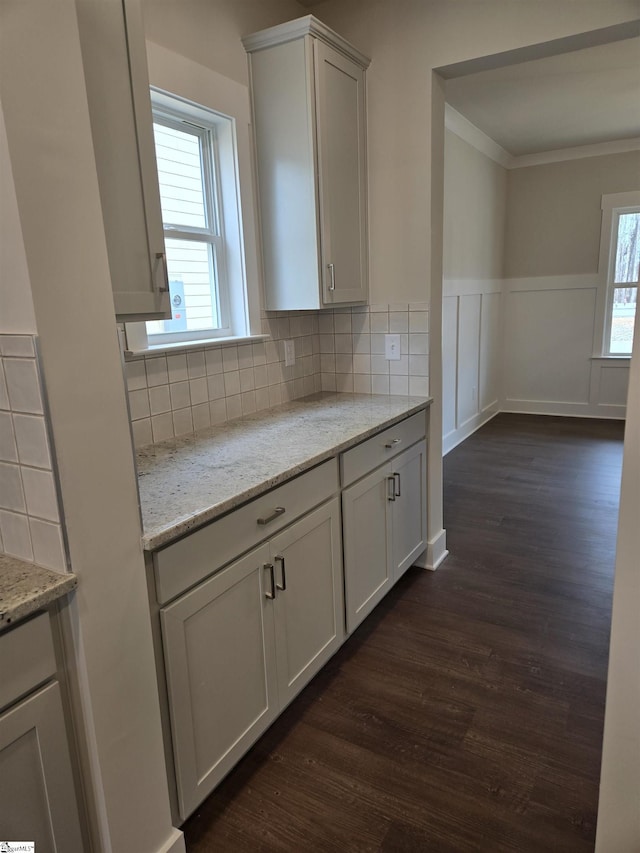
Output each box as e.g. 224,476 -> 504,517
243,16 -> 369,310
76,0 -> 170,321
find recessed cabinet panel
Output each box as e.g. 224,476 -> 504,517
391,440 -> 427,579
161,544 -> 278,819
315,42 -> 367,305
342,467 -> 393,633
0,682 -> 84,853
271,499 -> 344,707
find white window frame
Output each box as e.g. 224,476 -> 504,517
125,43 -> 262,354
594,191 -> 640,358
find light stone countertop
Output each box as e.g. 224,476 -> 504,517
137,393 -> 430,551
0,554 -> 77,629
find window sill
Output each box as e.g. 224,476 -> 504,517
124,333 -> 270,360
590,355 -> 632,361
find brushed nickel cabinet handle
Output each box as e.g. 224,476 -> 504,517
153,251 -> 170,293
257,507 -> 286,526
394,472 -> 401,497
275,555 -> 287,591
264,563 -> 276,600
327,262 -> 336,291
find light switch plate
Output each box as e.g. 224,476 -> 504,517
385,334 -> 401,360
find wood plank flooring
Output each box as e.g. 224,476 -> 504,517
183,413 -> 625,852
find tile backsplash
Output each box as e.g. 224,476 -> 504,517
125,304 -> 430,448
0,335 -> 68,572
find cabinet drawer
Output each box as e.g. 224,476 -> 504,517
154,458 -> 339,604
340,412 -> 426,487
0,613 -> 56,712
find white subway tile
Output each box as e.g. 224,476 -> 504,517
353,374 -> 372,394
409,333 -> 429,355
0,335 -> 35,358
389,375 -> 409,396
187,350 -> 206,379
0,412 -> 18,463
352,354 -> 371,374
353,334 -> 371,354
389,312 -> 409,333
173,408 -> 194,437
192,403 -> 211,431
29,518 -> 66,571
370,334 -> 386,355
252,342 -> 267,365
209,399 -> 227,425
321,373 -> 336,392
222,345 -> 239,372
148,385 -> 171,416
371,374 -> 390,395
131,418 -> 153,448
409,355 -> 429,376
254,365 -> 268,389
268,384 -> 282,407
10,419 -> 47,474
205,348 -> 223,375
241,391 -> 257,415
145,356 -> 169,387
351,314 -> 370,334
21,467 -> 59,522
370,313 -> 389,333
0,462 -> 26,512
207,374 -> 225,401
125,359 -> 147,391
128,389 -> 150,421
239,367 -> 255,392
318,314 -> 334,335
169,381 -> 191,411
390,355 -> 409,376
336,373 -> 354,393
167,353 -> 188,383
335,334 -> 353,354
226,394 -> 243,420
369,304 -> 388,313
409,302 -> 429,312
388,302 -> 408,312
371,355 -> 390,375
409,311 -> 429,333
267,362 -> 283,386
189,377 -> 208,406
409,376 -> 430,397
3,358 -> 43,414
335,354 -> 353,375
238,344 -> 254,370
224,371 -> 241,397
0,510 -> 33,561
256,387 -> 270,412
319,335 -> 335,354
0,363 -> 9,410
265,341 -> 280,364
151,412 -> 174,443
334,314 -> 352,334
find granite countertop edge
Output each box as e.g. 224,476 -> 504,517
138,393 -> 431,551
0,554 -> 78,629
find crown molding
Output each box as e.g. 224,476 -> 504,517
444,104 -> 640,170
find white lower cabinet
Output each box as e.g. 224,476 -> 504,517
161,496 -> 344,820
342,439 -> 427,633
0,614 -> 84,852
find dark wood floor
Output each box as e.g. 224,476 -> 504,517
184,413 -> 625,852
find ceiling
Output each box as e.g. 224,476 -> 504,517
444,35 -> 640,157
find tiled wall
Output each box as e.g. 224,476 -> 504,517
125,304 -> 430,448
0,335 -> 68,572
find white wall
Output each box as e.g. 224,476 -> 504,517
596,332 -> 640,853
503,150 -> 640,418
442,128 -> 506,453
0,101 -> 36,335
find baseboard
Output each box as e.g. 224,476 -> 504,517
156,828 -> 185,853
443,406 -> 500,455
503,399 -> 626,419
414,529 -> 448,571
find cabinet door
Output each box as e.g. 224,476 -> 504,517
314,41 -> 368,305
161,543 -> 278,820
391,440 -> 427,580
76,0 -> 170,321
342,464 -> 393,633
270,498 -> 344,707
0,682 -> 84,852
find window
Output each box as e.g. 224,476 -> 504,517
124,55 -> 262,355
598,192 -> 640,357
146,99 -> 231,344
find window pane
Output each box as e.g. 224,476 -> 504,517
614,212 -> 640,284
609,286 -> 637,354
147,239 -> 220,335
153,123 -> 207,229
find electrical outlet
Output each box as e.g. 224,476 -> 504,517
385,334 -> 401,361
283,339 -> 295,367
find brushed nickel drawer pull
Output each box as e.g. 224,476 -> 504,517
327,262 -> 336,292
264,563 -> 276,599
275,555 -> 287,591
385,438 -> 402,449
257,506 -> 286,526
